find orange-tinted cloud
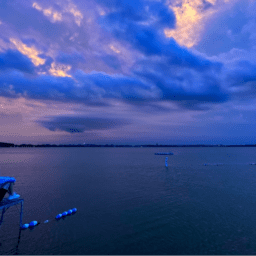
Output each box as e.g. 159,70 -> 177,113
165,0 -> 239,48
32,2 -> 62,22
49,62 -> 72,77
10,38 -> 45,66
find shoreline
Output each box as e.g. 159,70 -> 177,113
1,142 -> 256,148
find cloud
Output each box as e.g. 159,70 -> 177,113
0,0 -> 244,112
99,0 -> 175,56
132,56 -> 227,107
0,66 -> 228,110
38,115 -> 131,133
0,49 -> 35,73
32,1 -> 83,26
32,2 -> 62,23
101,54 -> 121,70
227,60 -> 256,85
49,62 -> 72,77
56,51 -> 85,65
224,60 -> 256,101
194,0 -> 251,56
0,70 -> 75,100
0,112 -> 22,125
99,0 -> 222,73
64,2 -> 83,26
10,38 -> 45,66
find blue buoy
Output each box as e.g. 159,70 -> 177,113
62,211 -> 68,216
55,214 -> 62,219
67,209 -> 72,215
21,223 -> 29,229
29,220 -> 38,227
72,208 -> 77,213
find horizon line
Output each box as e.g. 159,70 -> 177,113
1,142 -> 256,147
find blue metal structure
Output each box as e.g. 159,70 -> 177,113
0,198 -> 24,228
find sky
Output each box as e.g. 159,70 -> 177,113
0,0 -> 256,145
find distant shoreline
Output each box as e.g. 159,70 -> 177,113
1,142 -> 256,148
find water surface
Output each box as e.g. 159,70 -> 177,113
0,147 -> 256,254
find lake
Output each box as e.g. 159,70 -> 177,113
0,147 -> 256,254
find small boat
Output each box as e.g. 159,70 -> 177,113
155,152 -> 173,155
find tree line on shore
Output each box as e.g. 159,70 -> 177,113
1,142 -> 256,147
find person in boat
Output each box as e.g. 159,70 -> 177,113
0,177 -> 20,202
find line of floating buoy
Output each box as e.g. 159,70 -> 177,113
204,163 -> 224,166
21,208 -> 77,229
21,220 -> 39,229
55,208 -> 77,220
21,223 -> 29,229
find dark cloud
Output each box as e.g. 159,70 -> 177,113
38,115 -> 131,133
0,70 -> 75,100
99,0 -> 175,56
132,58 -> 227,106
0,50 -> 35,73
0,1 -> 243,111
0,68 -> 156,103
96,0 -> 175,27
99,0 -> 221,73
148,2 -> 176,27
0,65 -> 228,110
227,61 -> 256,86
95,0 -> 226,109
224,60 -> 256,101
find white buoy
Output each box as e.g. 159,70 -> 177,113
29,220 -> 38,227
165,157 -> 168,167
21,223 -> 29,229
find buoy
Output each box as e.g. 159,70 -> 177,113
67,209 -> 72,215
165,157 -> 168,167
72,208 -> 77,213
29,220 -> 38,227
55,214 -> 62,219
62,211 -> 68,217
44,220 -> 49,223
21,223 -> 29,229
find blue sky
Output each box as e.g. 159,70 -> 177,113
0,0 -> 256,144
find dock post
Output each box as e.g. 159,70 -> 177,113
20,200 -> 23,228
0,198 -> 24,228
0,208 -> 5,225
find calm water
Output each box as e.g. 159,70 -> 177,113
0,147 -> 256,254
